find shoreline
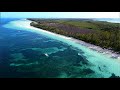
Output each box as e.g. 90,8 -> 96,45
27,19 -> 120,60
72,38 -> 120,59
3,19 -> 120,77
4,19 -> 120,60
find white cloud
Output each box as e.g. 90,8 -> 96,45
1,12 -> 120,18
59,12 -> 119,18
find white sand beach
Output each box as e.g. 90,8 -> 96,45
3,19 -> 120,77
6,19 -> 120,59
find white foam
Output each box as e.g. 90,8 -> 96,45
45,53 -> 49,57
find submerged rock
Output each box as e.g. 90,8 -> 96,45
83,68 -> 95,74
109,73 -> 120,78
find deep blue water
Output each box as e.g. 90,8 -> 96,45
0,18 -> 120,78
0,18 -> 94,78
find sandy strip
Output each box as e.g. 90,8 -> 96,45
4,19 -> 120,59
3,19 -> 120,77
25,19 -> 120,59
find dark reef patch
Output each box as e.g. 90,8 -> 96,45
20,49 -> 46,61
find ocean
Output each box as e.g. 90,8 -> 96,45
0,18 -> 120,78
94,18 -> 120,23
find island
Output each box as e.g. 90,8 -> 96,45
28,18 -> 120,53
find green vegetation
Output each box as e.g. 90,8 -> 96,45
28,18 -> 120,53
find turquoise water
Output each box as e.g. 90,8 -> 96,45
0,18 -> 120,78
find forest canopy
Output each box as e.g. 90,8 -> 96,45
28,18 -> 120,53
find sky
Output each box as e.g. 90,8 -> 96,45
1,12 -> 120,18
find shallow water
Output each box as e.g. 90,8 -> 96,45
0,18 -> 120,78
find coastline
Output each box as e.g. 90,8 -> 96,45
27,19 -> 120,60
3,19 -> 120,59
71,38 -> 120,59
3,19 -> 120,77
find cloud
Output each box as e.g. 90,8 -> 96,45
1,12 -> 119,18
